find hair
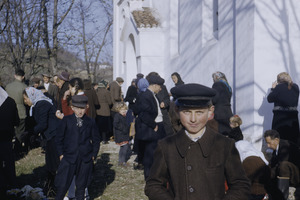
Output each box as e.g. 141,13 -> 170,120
277,72 -> 293,90
230,115 -> 242,126
69,77 -> 84,95
146,72 -> 160,82
15,69 -> 25,77
114,102 -> 128,112
171,72 -> 184,85
264,129 -> 280,139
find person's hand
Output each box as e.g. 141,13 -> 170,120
272,81 -> 278,89
160,102 -> 165,108
63,90 -> 71,100
56,110 -> 64,119
154,125 -> 158,132
59,155 -> 64,161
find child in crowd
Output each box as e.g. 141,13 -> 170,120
55,95 -> 100,200
228,114 -> 244,141
113,102 -> 131,166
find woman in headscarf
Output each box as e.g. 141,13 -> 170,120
235,140 -> 270,200
23,87 -> 59,196
212,71 -> 233,135
267,72 -> 300,144
171,72 -> 184,86
0,87 -> 19,197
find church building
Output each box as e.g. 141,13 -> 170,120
113,0 -> 300,149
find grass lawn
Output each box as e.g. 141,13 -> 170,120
15,142 -> 147,200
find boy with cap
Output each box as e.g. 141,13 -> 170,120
145,83 -> 250,200
55,95 -> 100,200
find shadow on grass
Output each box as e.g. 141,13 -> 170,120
16,165 -> 47,189
89,153 -> 116,200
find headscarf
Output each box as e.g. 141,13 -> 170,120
212,71 -> 232,93
235,140 -> 268,165
277,72 -> 293,90
137,78 -> 149,93
171,72 -> 184,86
25,87 -> 53,116
0,86 -> 8,107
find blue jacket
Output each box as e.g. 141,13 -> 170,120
56,114 -> 101,164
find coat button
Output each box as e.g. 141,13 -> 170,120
189,186 -> 194,193
187,165 -> 192,171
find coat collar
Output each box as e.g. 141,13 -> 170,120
175,127 -> 216,158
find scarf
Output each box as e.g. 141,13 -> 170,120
25,87 -> 53,116
137,78 -> 149,93
0,87 -> 8,107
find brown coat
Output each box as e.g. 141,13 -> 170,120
96,88 -> 112,116
145,127 -> 250,200
109,81 -> 122,103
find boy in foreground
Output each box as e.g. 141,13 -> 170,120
55,95 -> 100,200
145,83 -> 250,200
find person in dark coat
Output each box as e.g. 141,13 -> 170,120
264,129 -> 300,200
56,71 -> 70,111
135,75 -> 166,179
147,72 -> 174,136
55,95 -> 100,200
267,72 -> 300,145
0,87 -> 19,198
113,102 -> 131,166
83,79 -> 100,119
23,87 -> 59,197
212,71 -> 233,135
227,114 -> 244,141
145,83 -> 250,200
171,72 -> 184,86
124,79 -> 138,114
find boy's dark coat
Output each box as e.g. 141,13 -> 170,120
56,114 -> 100,164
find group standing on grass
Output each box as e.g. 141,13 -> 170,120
1,69 -> 300,200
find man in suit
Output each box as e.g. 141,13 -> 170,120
145,83 -> 250,200
264,129 -> 300,200
55,95 -> 100,200
135,74 -> 166,179
42,73 -> 58,100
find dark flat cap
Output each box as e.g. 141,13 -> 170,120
31,77 -> 41,83
171,83 -> 216,107
58,71 -> 70,81
136,73 -> 144,78
147,75 -> 165,85
72,95 -> 88,108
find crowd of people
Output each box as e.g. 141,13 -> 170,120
0,69 -> 300,200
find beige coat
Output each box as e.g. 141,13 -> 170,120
6,80 -> 27,119
96,88 -> 112,116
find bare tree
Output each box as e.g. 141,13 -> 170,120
0,0 -> 43,74
0,0 -> 10,34
41,0 -> 75,74
66,0 -> 113,82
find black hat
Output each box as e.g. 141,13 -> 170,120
171,83 -> 216,107
147,75 -> 165,85
58,71 -> 70,81
136,73 -> 144,78
71,95 -> 88,108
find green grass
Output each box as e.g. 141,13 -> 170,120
15,143 -> 148,200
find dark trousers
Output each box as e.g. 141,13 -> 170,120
55,157 -> 93,200
0,141 -> 16,190
118,143 -> 131,164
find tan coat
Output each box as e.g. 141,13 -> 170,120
109,81 -> 122,103
145,127 -> 250,200
96,88 -> 112,116
6,80 -> 27,119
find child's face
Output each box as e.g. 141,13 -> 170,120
71,106 -> 87,118
179,106 -> 214,135
119,108 -> 127,117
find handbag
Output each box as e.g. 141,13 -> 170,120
129,119 -> 136,137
